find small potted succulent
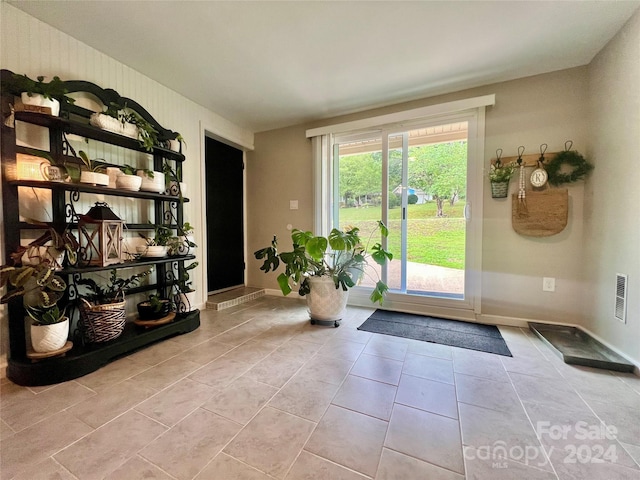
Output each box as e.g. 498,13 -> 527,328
0,262 -> 69,353
114,164 -> 143,191
78,151 -> 109,186
137,223 -> 173,258
26,304 -> 69,353
137,293 -> 172,320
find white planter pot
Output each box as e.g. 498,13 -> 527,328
137,170 -> 165,193
106,167 -> 123,188
30,318 -> 69,353
136,245 -> 168,258
306,276 -> 349,322
21,93 -> 60,116
115,173 -> 142,191
80,171 -> 109,186
178,291 -> 197,312
90,113 -> 138,139
168,139 -> 181,152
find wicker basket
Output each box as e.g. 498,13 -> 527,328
79,298 -> 126,343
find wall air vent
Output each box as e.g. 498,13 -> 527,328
614,273 -> 628,323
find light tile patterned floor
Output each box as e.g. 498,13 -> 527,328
1,296 -> 639,480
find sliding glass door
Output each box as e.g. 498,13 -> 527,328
333,114 -> 479,311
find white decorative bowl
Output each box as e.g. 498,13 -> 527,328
80,171 -> 109,186
136,245 -> 168,257
138,170 -> 165,193
116,174 -> 142,191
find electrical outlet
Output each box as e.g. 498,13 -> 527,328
289,200 -> 298,210
543,277 -> 555,292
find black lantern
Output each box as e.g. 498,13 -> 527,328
78,202 -> 124,266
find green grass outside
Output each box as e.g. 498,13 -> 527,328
338,202 -> 466,269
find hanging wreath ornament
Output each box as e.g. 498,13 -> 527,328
546,141 -> 594,186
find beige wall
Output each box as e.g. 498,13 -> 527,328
584,9 -> 640,364
248,68 -> 591,326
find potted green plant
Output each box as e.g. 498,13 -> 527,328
90,102 -> 159,151
18,221 -> 79,270
0,262 -> 69,353
176,261 -> 198,312
1,73 -> 75,116
489,159 -> 516,198
137,293 -> 172,320
254,223 -> 393,325
77,268 -> 151,343
26,304 -> 70,353
137,223 -> 173,258
78,150 -> 109,186
167,222 -> 196,256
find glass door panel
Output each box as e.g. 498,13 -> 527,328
388,121 -> 468,299
334,134 -> 383,290
334,119 -> 472,306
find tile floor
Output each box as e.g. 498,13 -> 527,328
1,296 -> 639,480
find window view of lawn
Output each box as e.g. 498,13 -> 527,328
338,201 -> 466,270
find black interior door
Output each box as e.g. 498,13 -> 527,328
205,137 -> 244,293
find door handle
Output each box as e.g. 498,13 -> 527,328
403,207 -> 406,220
464,203 -> 471,221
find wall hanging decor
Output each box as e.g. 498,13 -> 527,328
530,144 -> 549,188
488,148 -> 516,198
546,141 -> 593,186
512,188 -> 569,237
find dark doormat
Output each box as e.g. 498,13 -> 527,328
358,310 -> 512,357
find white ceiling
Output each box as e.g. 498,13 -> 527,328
9,1 -> 640,133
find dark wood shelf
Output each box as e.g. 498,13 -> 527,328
3,75 -> 198,387
62,254 -> 196,275
6,310 -> 200,386
14,111 -> 185,162
9,180 -> 189,202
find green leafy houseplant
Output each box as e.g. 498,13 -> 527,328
77,268 -> 151,305
254,222 -> 393,304
103,103 -> 159,152
139,224 -> 173,247
177,261 -> 199,294
0,262 -> 67,308
78,150 -> 105,173
1,73 -> 75,104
